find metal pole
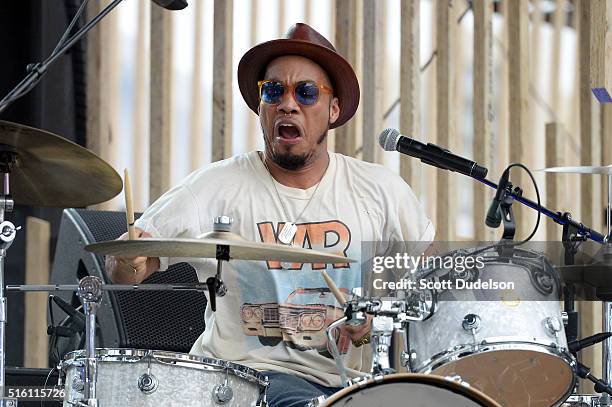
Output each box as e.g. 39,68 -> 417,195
605,302 -> 612,386
77,276 -> 103,406
605,175 -> 612,386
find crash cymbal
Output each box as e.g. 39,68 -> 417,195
85,230 -> 356,264
536,165 -> 612,175
0,120 -> 122,207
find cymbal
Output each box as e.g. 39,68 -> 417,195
85,230 -> 356,264
536,165 -> 612,175
0,120 -> 122,207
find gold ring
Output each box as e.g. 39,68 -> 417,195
352,332 -> 371,347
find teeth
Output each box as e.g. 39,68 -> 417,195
279,124 -> 295,127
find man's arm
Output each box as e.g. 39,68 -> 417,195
105,228 -> 161,284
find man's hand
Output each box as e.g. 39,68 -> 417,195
105,228 -> 160,284
340,314 -> 372,347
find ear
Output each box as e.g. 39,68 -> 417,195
329,96 -> 340,125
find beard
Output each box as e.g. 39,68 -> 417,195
263,128 -> 329,170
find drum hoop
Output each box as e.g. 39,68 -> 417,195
412,341 -> 576,405
60,348 -> 268,387
413,339 -> 575,373
321,373 -> 503,407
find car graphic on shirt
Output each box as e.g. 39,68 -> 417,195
239,287 -> 351,356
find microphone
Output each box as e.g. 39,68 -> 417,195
378,129 -> 488,179
485,168 -> 510,228
51,295 -> 86,332
569,332 -> 612,354
151,0 -> 188,10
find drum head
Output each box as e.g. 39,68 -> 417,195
323,374 -> 501,407
432,349 -> 574,407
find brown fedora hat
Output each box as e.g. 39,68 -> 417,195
238,23 -> 360,129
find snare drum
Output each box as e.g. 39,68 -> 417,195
61,349 -> 268,406
408,247 -> 576,407
321,374 -> 502,406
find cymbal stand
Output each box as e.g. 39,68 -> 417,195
5,280 -> 210,406
76,276 -> 103,407
604,173 -> 612,388
0,153 -> 20,406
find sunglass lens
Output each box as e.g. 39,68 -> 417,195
295,82 -> 320,105
261,82 -> 284,104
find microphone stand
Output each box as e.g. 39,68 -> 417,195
475,177 -> 607,244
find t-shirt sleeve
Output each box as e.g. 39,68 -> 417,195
134,184 -> 202,271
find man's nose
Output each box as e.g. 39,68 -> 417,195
276,88 -> 300,114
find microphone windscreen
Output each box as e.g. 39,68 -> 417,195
379,128 -> 401,151
151,0 -> 188,10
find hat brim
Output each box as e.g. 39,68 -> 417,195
238,39 -> 360,129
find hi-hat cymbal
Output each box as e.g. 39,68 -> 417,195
536,165 -> 612,175
0,120 -> 122,207
85,230 -> 356,264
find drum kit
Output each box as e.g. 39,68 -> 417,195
0,117 -> 608,407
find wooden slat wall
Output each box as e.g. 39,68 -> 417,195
545,123 -> 564,240
577,0 -> 607,386
149,7 -> 173,202
86,0 -> 120,210
189,0 -> 205,172
248,0 -> 259,152
473,0 -> 495,241
212,0 -> 233,163
133,0 -> 149,210
361,0 -> 383,163
435,0 -> 455,241
507,0 -> 531,239
24,217 -> 50,368
399,0 -> 421,196
550,0 -> 563,116
578,0 -> 604,229
334,0 -> 359,158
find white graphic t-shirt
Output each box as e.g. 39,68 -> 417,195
134,151 -> 434,386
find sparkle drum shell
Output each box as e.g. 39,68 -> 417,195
407,248 -> 575,407
60,349 -> 268,407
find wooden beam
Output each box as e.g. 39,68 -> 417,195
212,0 -> 233,162
495,0 -> 509,179
578,0 -> 604,228
133,0 -> 149,210
190,0 -> 205,172
304,0 -> 312,24
473,0 -> 495,241
149,6 -> 173,202
399,0 -> 421,195
278,0 -> 286,35
24,217 -> 50,368
361,0 -> 383,163
334,0 -> 359,157
435,0 -> 455,240
86,0 -> 120,210
247,0 -> 259,152
550,0 -> 563,115
507,0 -> 531,239
545,123 -> 565,239
424,2 -> 438,231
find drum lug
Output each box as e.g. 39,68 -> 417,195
137,373 -> 158,394
72,375 -> 85,392
462,314 -> 481,333
212,384 -> 234,404
544,316 -> 562,338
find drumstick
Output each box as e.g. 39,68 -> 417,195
321,270 -> 346,305
124,168 -> 136,240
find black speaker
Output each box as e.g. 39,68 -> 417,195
50,208 -> 206,354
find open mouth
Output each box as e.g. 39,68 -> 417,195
274,121 -> 303,145
278,123 -> 301,139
